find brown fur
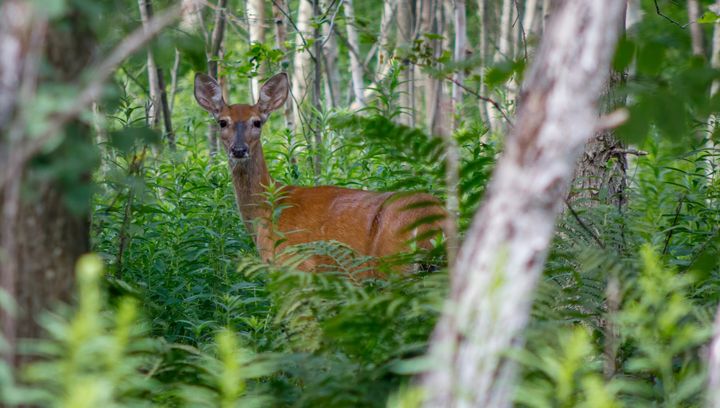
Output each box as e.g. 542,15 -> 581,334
195,73 -> 445,276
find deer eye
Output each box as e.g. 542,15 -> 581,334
252,120 -> 262,128
218,119 -> 228,128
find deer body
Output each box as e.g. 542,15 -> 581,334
195,73 -> 444,273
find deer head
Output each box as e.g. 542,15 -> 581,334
194,73 -> 289,166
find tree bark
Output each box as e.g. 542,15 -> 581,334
272,0 -> 297,167
477,0 -> 491,126
1,1 -> 95,365
138,0 -> 161,127
397,0 -> 414,126
420,1 -> 626,407
312,0 -> 323,178
292,0 -> 313,129
344,0 -> 365,107
688,0 -> 705,57
247,0 -> 266,100
206,0 -> 228,157
709,303 -> 720,407
321,0 -> 340,109
452,0 -> 467,131
142,0 -> 175,149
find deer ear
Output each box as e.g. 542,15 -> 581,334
194,73 -> 225,116
257,73 -> 289,115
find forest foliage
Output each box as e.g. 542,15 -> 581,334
3,0 -> 720,407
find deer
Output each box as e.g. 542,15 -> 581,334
194,72 -> 445,276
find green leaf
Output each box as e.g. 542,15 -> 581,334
697,11 -> 719,24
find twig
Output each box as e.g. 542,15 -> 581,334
320,0 -> 343,48
444,75 -> 514,126
654,0 -> 691,29
564,198 -> 605,249
610,148 -> 648,157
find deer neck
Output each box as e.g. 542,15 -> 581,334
230,144 -> 273,234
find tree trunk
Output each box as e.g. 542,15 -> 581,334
1,0 -> 95,365
142,0 -> 175,149
688,0 -> 705,57
420,1 -> 626,407
312,0 -> 323,178
710,306 -> 720,407
247,0 -> 266,100
452,0 -> 467,131
570,2 -> 629,209
499,0 -> 513,60
344,0 -> 365,107
272,0 -> 297,168
206,0 -> 228,157
361,0 -> 396,103
292,0 -> 313,129
523,0 -> 540,41
322,0 -> 340,109
477,0 -> 491,126
138,0 -> 161,127
397,0 -> 414,126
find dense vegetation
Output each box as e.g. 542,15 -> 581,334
3,0 -> 720,407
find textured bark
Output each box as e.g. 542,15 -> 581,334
206,0 -> 228,157
570,3 -> 630,209
321,0 -> 340,109
397,0 -> 414,126
292,0 -> 313,128
272,0 -> 296,134
1,1 -> 94,365
688,0 -> 705,57
451,0 -> 467,131
138,0 -> 161,127
247,0 -> 267,99
312,0 -> 323,177
709,300 -> 720,406
420,1 -> 626,406
523,0 -> 540,40
477,0 -> 491,126
344,0 -> 365,107
142,0 -> 174,149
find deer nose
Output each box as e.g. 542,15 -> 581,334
231,145 -> 249,158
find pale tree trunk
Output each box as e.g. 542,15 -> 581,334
1,0 -> 95,365
292,0 -> 313,129
420,1 -> 626,407
477,0 -> 491,126
420,0 -> 444,134
709,303 -> 720,407
485,0 -> 515,131
271,0 -> 298,169
499,0 -> 513,60
247,0 -> 267,100
321,0 -> 340,109
142,0 -> 175,149
397,0 -> 414,126
139,0 -> 161,127
361,0 -> 396,103
312,0 -> 323,177
688,0 -> 705,57
344,0 -> 365,107
523,0 -> 539,41
272,0 -> 296,132
452,0 -> 467,131
542,0 -> 551,31
207,0 -> 228,157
